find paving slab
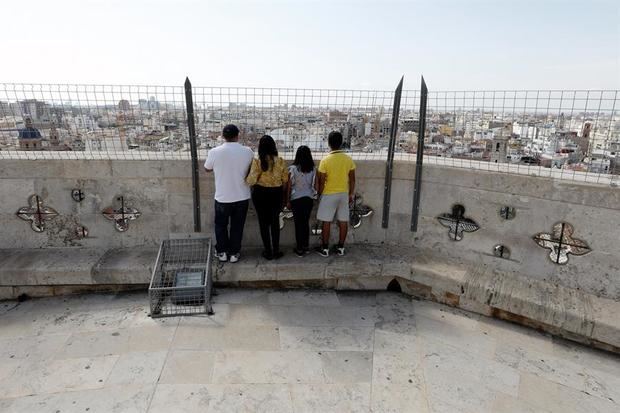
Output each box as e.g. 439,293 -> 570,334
0,289 -> 618,413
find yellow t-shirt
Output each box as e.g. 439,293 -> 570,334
318,151 -> 356,195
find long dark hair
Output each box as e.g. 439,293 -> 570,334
258,135 -> 278,171
293,145 -> 315,173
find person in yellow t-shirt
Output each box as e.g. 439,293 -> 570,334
315,131 -> 356,257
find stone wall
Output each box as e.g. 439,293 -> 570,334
1,159 -> 618,300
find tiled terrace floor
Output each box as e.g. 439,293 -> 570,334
0,289 -> 618,413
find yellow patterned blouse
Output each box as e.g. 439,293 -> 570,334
246,156 -> 289,187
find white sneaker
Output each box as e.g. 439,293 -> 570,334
229,253 -> 240,263
332,244 -> 345,256
216,252 -> 228,262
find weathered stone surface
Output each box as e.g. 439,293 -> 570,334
0,248 -> 103,285
91,246 -> 157,284
1,243 -> 619,352
0,289 -> 618,412
0,287 -> 14,300
3,159 -> 618,302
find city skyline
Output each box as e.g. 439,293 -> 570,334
1,0 -> 618,90
1,83 -> 618,177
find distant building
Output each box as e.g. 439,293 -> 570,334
48,123 -> 60,147
0,101 -> 10,116
328,110 -> 348,123
18,118 -> 43,150
490,136 -> 509,163
18,99 -> 49,121
148,96 -> 160,110
439,125 -> 454,136
582,121 -> 593,138
588,158 -> 611,174
118,100 -> 131,111
401,118 -> 419,133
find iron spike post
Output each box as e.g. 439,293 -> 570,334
411,76 -> 428,231
185,77 -> 201,232
381,76 -> 404,228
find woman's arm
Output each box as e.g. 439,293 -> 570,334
285,170 -> 293,209
245,159 -> 260,186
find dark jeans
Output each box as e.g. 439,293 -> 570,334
252,185 -> 283,254
291,197 -> 314,250
214,199 -> 249,255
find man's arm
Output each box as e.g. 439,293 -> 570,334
204,151 -> 214,172
348,169 -> 356,203
316,172 -> 326,196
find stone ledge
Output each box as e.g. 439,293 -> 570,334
0,245 -> 618,353
0,248 -> 105,285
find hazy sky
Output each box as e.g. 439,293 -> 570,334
3,0 -> 619,90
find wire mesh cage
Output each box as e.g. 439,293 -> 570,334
149,237 -> 213,318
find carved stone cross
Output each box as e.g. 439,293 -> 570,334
102,196 -> 141,232
437,204 -> 480,241
533,222 -> 591,264
16,194 -> 59,232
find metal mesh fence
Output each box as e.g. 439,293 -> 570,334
0,84 -> 187,160
191,87 -> 395,161
1,83 -> 618,184
400,90 -> 619,184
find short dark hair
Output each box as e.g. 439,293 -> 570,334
222,124 -> 240,141
328,131 -> 343,150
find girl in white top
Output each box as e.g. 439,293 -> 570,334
285,145 -> 317,257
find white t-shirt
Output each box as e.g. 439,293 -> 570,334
204,142 -> 254,203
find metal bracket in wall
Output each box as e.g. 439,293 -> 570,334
350,194 -> 373,229
16,194 -> 59,232
533,222 -> 591,264
71,189 -> 85,202
436,204 -> 480,241
499,206 -> 516,220
74,225 -> 89,239
102,196 -> 141,232
493,244 -> 511,259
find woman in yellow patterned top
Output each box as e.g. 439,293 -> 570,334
246,135 -> 289,259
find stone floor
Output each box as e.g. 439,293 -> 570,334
0,289 -> 618,413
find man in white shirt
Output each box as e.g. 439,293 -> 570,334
204,125 -> 254,263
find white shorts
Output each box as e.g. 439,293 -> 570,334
317,193 -> 349,222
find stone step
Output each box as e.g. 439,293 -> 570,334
0,245 -> 618,353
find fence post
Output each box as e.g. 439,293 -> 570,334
411,76 -> 428,231
381,76 -> 404,228
184,77 -> 201,232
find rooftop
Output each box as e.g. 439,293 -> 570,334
0,289 -> 618,413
